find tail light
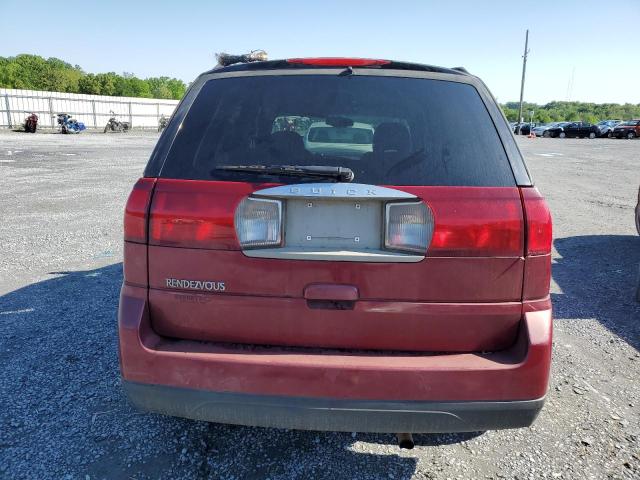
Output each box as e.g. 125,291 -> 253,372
147,182 -> 531,260
286,58 -> 390,67
521,187 -> 553,300
149,180 -> 253,250
423,187 -> 524,257
234,197 -> 283,248
124,178 -> 155,243
385,202 -> 434,253
123,178 -> 155,287
522,188 -> 552,255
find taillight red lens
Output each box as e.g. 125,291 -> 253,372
149,179 -> 254,249
408,187 -> 524,257
522,188 -> 552,255
286,57 -> 390,67
521,187 -> 552,300
124,178 -> 155,243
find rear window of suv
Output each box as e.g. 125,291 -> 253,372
159,74 -> 515,186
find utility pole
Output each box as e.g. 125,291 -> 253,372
516,30 -> 530,135
566,66 -> 575,101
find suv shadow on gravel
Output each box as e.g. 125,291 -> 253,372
1,264 -> 479,479
552,235 -> 640,351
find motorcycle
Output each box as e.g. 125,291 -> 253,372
55,113 -> 86,134
104,111 -> 130,133
158,114 -> 169,132
23,112 -> 39,133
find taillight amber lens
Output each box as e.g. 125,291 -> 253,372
235,197 -> 283,248
385,202 -> 434,253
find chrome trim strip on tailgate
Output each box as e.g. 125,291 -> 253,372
242,247 -> 423,263
252,183 -> 417,200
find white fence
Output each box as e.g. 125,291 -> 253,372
0,88 -> 179,130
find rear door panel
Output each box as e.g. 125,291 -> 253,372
144,71 -> 530,353
146,180 -> 525,352
148,246 -> 524,302
149,289 -> 522,351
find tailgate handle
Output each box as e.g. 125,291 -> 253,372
303,284 -> 359,301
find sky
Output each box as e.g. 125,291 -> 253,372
1,0 -> 639,104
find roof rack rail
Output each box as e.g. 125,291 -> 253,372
205,59 -> 467,76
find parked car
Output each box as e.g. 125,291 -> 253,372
636,186 -> 640,302
538,122 -> 568,138
119,56 -> 552,442
636,186 -> 640,236
532,122 -> 564,137
514,122 -> 536,135
595,119 -> 621,138
303,120 -> 374,157
612,120 -> 640,139
546,121 -> 599,139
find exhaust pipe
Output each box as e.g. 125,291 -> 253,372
396,433 -> 414,449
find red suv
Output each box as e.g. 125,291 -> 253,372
119,58 -> 552,435
612,119 -> 640,139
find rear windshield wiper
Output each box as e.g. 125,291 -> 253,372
215,164 -> 354,182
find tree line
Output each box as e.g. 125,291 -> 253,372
0,54 -> 186,100
501,101 -> 640,124
2,54 -> 639,119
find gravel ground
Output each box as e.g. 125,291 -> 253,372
0,131 -> 638,479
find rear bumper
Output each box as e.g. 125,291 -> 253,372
123,380 -> 545,433
118,284 -> 552,432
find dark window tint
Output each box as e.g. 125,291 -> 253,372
160,75 -> 515,186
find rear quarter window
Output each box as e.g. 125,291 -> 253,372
158,74 -> 516,186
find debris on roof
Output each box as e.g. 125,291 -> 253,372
215,50 -> 268,67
